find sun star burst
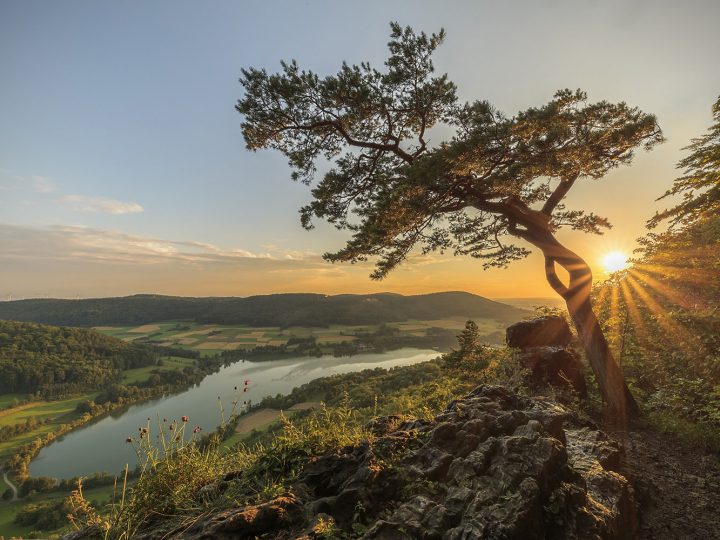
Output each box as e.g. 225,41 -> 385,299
602,251 -> 629,273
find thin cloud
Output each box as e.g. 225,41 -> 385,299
0,173 -> 143,216
0,223 -> 320,267
32,176 -> 57,193
60,195 -> 144,215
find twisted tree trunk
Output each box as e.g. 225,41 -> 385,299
538,232 -> 639,424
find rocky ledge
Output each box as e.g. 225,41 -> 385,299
156,385 -> 633,540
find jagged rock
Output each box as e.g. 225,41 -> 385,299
358,386 -> 634,540
300,443 -> 383,527
76,386 -> 634,540
506,316 -> 587,397
518,346 -> 588,397
506,316 -> 573,348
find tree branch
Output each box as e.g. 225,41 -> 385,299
277,119 -> 415,163
542,174 -> 579,216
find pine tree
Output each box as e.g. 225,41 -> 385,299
649,95 -> 720,229
237,23 -> 665,421
446,320 -> 482,369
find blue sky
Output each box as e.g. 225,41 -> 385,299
1,0 -> 719,298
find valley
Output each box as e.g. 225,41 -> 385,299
0,292 -> 527,537
93,316 -> 507,355
2,4 -> 719,537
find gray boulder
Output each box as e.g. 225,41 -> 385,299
507,316 -> 587,397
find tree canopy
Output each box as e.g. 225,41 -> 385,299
238,23 -> 664,280
237,23 -> 666,420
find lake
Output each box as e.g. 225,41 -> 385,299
29,348 -> 440,479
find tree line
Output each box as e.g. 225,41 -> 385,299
0,291 -> 525,328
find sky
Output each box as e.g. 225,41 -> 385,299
1,0 -> 719,300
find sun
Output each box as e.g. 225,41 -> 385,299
602,251 -> 629,273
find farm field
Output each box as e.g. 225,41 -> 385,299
0,395 -> 96,464
94,317 -> 506,354
120,356 -> 196,385
233,401 -> 322,434
0,481 -> 125,537
220,402 -> 323,451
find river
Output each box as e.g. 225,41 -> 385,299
29,348 -> 439,479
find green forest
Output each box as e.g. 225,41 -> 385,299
0,292 -> 526,328
0,321 -> 156,397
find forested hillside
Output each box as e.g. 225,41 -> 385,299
0,291 -> 526,327
0,321 -> 156,396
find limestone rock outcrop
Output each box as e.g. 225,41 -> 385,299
505,316 -> 573,349
506,316 -> 587,397
155,386 -> 633,540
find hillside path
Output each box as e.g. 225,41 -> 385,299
625,426 -> 720,539
1,468 -> 18,501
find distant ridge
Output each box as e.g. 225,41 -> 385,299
0,291 -> 528,328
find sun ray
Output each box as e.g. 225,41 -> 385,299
619,278 -> 652,351
594,282 -> 611,308
625,275 -> 707,358
628,268 -> 700,310
632,263 -> 717,287
608,283 -> 628,360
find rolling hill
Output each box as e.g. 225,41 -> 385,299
0,291 -> 528,328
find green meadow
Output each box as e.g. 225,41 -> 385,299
119,356 -> 196,385
0,395 -> 27,410
0,396 -> 96,465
